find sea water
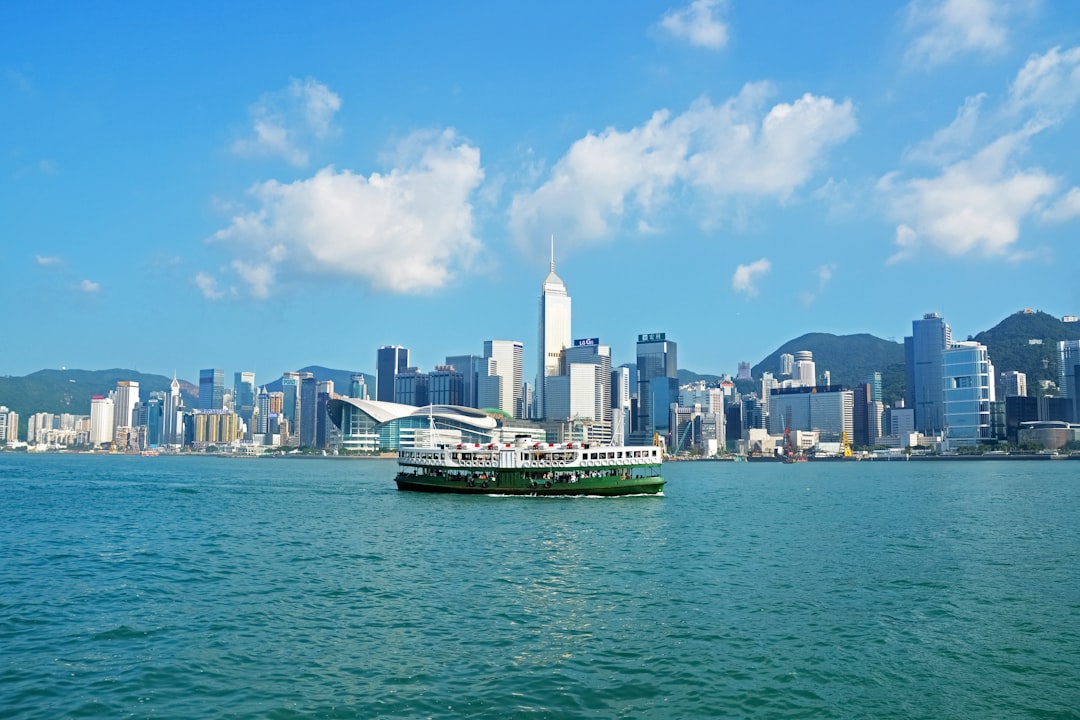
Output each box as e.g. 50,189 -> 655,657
1,454 -> 1078,719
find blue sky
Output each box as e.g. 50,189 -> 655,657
3,1 -> 1080,385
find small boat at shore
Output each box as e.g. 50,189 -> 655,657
395,439 -> 664,496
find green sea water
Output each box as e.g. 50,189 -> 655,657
1,454 -> 1078,719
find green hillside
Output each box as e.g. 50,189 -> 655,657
972,310 -> 1080,397
751,333 -> 906,404
0,369 -> 197,438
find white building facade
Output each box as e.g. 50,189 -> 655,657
536,245 -> 571,420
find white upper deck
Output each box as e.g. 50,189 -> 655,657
398,441 -> 662,471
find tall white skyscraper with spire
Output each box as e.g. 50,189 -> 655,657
536,237 -> 571,419
163,373 -> 182,446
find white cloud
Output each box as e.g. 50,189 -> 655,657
800,263 -> 836,306
194,272 -> 225,300
883,43 -> 1080,263
1007,45 -> 1080,121
732,258 -> 771,296
508,83 -> 856,248
231,77 -> 342,167
905,93 -> 986,165
1042,187 -> 1080,223
659,0 -> 729,50
211,129 -> 484,297
34,254 -> 61,266
78,279 -> 100,293
882,130 -> 1057,262
231,260 -> 275,299
903,0 -> 1022,69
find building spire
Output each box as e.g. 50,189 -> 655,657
550,234 -> 555,273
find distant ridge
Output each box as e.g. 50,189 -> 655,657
3,310 -> 1078,424
0,368 -> 196,421
262,366 -> 374,395
973,310 -> 1080,396
751,333 -> 906,402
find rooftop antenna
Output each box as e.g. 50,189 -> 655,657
550,234 -> 555,273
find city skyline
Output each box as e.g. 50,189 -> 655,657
3,2 -> 1080,382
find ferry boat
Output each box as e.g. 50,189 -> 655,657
395,439 -> 665,496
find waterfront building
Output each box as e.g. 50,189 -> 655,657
256,387 -> 270,434
428,366 -> 464,407
865,372 -> 883,404
113,380 -> 140,431
942,341 -> 995,448
853,383 -> 872,447
445,354 -> 484,408
89,395 -> 114,447
611,366 -> 632,445
634,332 -> 678,441
281,372 -> 301,429
316,380 -> 335,449
162,374 -> 182,446
376,346 -> 410,403
544,340 -> 612,445
480,340 -> 524,419
326,399 -> 502,453
299,374 -> 317,447
199,369 -> 225,411
905,313 -> 952,435
184,409 -> 242,447
536,241 -> 571,419
1059,340 -> 1080,421
760,372 -> 777,421
144,394 -> 164,447
0,406 -> 17,444
768,385 -> 854,443
395,367 -> 429,407
234,371 -> 256,437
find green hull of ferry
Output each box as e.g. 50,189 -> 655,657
394,467 -> 664,495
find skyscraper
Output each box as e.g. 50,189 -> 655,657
1055,340 -> 1080,423
113,381 -> 140,430
234,371 -> 256,436
544,340 -> 613,444
635,332 -> 678,441
376,346 -> 410,402
89,395 -> 114,447
445,354 -> 485,408
163,374 -> 182,446
942,341 -> 994,447
299,374 -> 318,447
904,313 -> 952,435
536,239 -> 571,419
793,351 -> 816,387
611,366 -> 632,445
281,372 -> 301,427
480,340 -> 524,418
199,368 -> 225,411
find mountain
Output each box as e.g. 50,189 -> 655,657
0,368 -> 196,420
972,310 -> 1080,396
678,369 -> 722,385
751,333 -> 906,404
262,366 -> 374,395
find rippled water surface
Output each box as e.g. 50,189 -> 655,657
2,454 -> 1079,718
